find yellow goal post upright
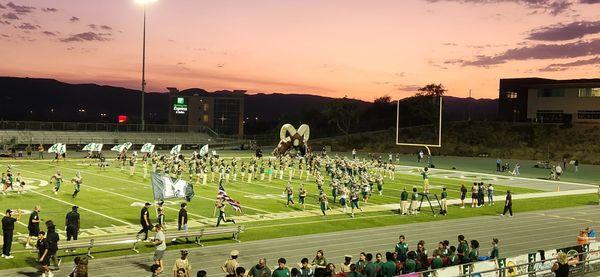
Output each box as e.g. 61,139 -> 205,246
395,96 -> 443,158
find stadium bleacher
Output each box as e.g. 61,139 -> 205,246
0,130 -> 215,145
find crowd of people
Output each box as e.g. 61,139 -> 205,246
146,233 -> 500,277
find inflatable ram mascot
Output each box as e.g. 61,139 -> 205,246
273,124 -> 310,157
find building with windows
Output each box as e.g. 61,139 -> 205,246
167,88 -> 245,136
498,78 -> 600,123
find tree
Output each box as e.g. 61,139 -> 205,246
325,97 -> 361,137
416,83 -> 447,97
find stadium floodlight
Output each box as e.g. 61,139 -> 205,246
395,96 -> 443,156
135,0 -> 157,131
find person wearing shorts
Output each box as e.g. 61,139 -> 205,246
36,231 -> 51,277
152,224 -> 166,270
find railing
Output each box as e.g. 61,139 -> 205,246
0,120 -> 218,136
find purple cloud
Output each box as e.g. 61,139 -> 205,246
60,32 -> 112,42
396,85 -> 422,92
0,20 -> 9,25
6,2 -> 36,14
88,24 -> 97,30
460,39 -> 600,66
42,8 -> 58,12
528,21 -> 600,41
539,56 -> 600,71
69,16 -> 80,22
580,0 -> 600,3
100,25 -> 112,30
424,0 -> 573,15
0,4 -> 5,9
17,22 -> 39,30
42,31 -> 56,36
1,12 -> 18,20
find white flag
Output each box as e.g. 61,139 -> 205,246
59,144 -> 67,154
141,143 -> 155,153
170,144 -> 182,155
111,144 -> 123,152
199,144 -> 209,156
82,143 -> 94,151
91,143 -> 103,152
48,143 -> 62,153
123,142 -> 133,150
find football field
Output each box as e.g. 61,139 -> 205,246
0,151 -> 596,270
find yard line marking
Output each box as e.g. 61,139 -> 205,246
27,189 -> 133,226
26,162 -> 209,219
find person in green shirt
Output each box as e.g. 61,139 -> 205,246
272,258 -> 290,277
431,255 -> 443,269
312,250 -> 327,276
457,235 -> 470,263
374,253 -> 384,275
348,264 -> 363,277
364,253 -> 378,277
440,187 -> 448,216
248,258 -> 271,277
468,240 -> 480,262
400,188 -> 409,216
356,252 -> 367,273
380,252 -> 397,277
490,238 -> 499,259
395,235 -> 408,262
402,251 -> 417,274
447,246 -> 459,266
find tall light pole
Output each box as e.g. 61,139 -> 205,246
135,0 -> 157,131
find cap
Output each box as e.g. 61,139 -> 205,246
145,202 -> 151,206
6,209 -> 12,214
344,255 -> 352,259
230,250 -> 239,256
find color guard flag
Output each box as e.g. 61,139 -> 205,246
48,143 -> 63,153
151,172 -> 194,201
217,180 -> 242,212
141,143 -> 155,153
199,144 -> 209,156
170,144 -> 182,155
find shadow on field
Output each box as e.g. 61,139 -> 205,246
133,261 -> 151,272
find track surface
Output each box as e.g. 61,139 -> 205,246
1,205 -> 598,276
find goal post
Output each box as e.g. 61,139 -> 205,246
395,96 -> 443,156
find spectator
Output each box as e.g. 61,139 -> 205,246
496,158 -> 501,172
363,253 -> 377,277
432,242 -> 445,258
380,252 -> 396,277
151,264 -> 162,277
403,251 -> 417,274
324,263 -> 335,277
574,159 -> 579,172
501,191 -> 513,217
348,264 -> 361,277
447,246 -> 459,266
172,250 -> 192,277
178,268 -> 188,277
297,258 -> 313,277
45,220 -> 61,270
291,268 -> 300,277
356,252 -> 367,273
374,253 -> 383,271
152,224 -> 166,272
222,250 -> 240,277
576,230 -> 589,245
551,252 -> 569,277
416,240 -> 427,258
395,235 -> 408,262
468,240 -> 480,262
311,250 -> 327,277
487,184 -> 494,206
457,235 -> 469,264
417,252 -> 429,272
338,255 -> 352,274
248,258 -> 270,277
586,227 -> 597,242
431,254 -> 443,270
37,231 -> 51,277
490,238 -> 499,259
196,270 -> 206,277
235,267 -> 245,277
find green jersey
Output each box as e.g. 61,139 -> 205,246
421,171 -> 429,180
490,246 -> 499,259
431,257 -> 443,269
364,262 -> 378,277
411,192 -> 418,201
469,248 -> 479,262
395,242 -> 408,255
400,191 -> 408,201
271,267 -> 290,277
380,261 -> 397,277
403,259 -> 416,273
441,191 -> 447,199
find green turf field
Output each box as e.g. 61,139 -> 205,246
0,152 -> 594,270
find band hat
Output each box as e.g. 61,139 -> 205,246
230,250 -> 239,256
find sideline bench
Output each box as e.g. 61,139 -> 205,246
57,225 -> 245,259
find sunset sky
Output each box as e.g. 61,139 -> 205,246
0,0 -> 599,101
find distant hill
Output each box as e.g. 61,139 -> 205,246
0,77 -> 499,132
